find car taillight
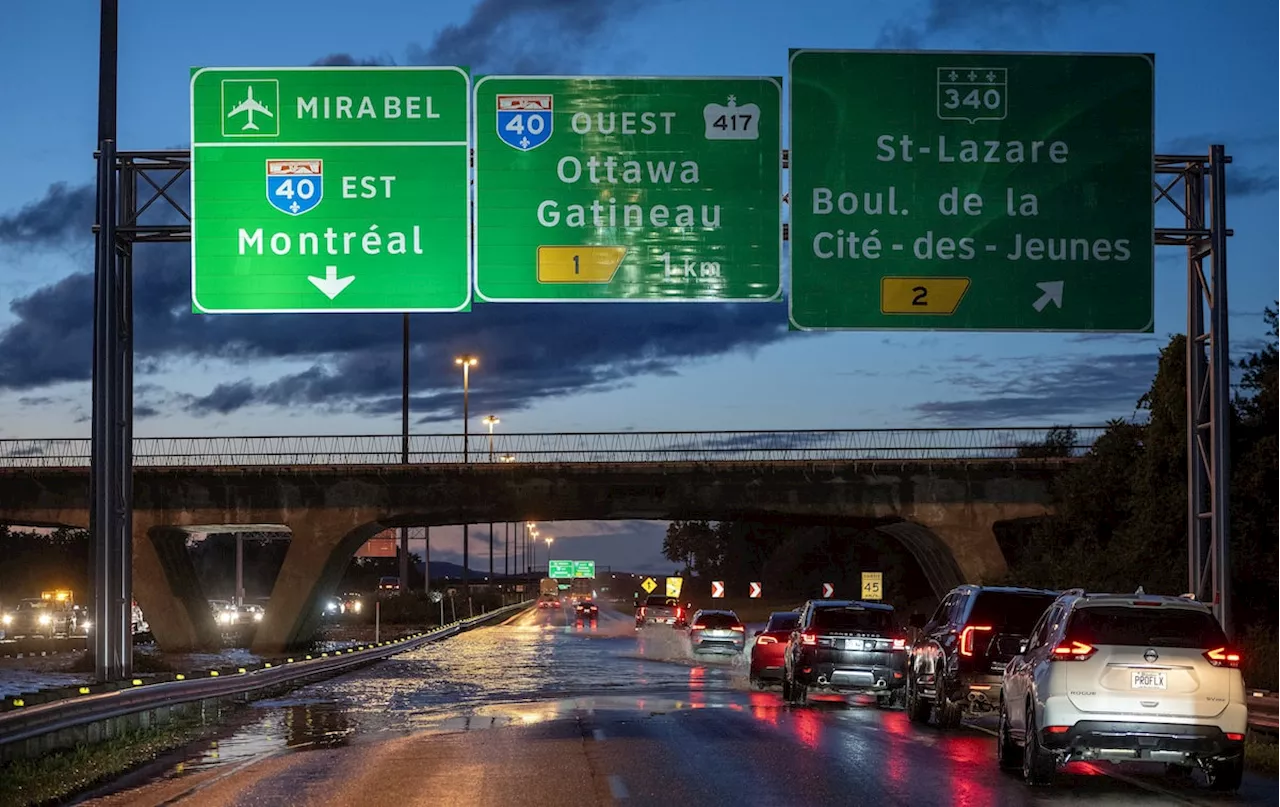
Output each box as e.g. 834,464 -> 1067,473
756,635 -> 777,645
731,625 -> 744,632
1050,640 -> 1096,661
691,623 -> 705,630
892,638 -> 907,651
1204,647 -> 1242,668
800,631 -> 817,646
958,625 -> 992,656
675,607 -> 683,620
639,607 -> 646,617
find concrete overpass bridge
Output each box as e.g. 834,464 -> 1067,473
0,427 -> 1097,654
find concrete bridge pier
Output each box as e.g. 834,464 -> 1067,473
131,516 -> 222,652
251,509 -> 383,655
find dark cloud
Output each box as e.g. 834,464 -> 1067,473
1158,132 -> 1277,155
876,0 -> 1115,49
0,235 -> 790,419
407,0 -> 661,74
912,352 -> 1156,425
0,183 -> 94,246
1229,168 -> 1277,198
310,54 -> 396,67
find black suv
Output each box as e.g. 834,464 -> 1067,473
783,599 -> 908,707
906,585 -> 1058,727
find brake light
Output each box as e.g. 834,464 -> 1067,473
800,631 -> 817,646
756,635 -> 777,645
675,607 -> 683,620
691,623 -> 705,630
731,625 -> 744,632
1051,640 -> 1096,661
639,607 -> 646,617
1226,733 -> 1245,742
958,625 -> 992,656
892,638 -> 907,651
1204,647 -> 1242,668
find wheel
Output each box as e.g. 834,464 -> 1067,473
997,699 -> 1023,770
905,671 -> 931,723
1022,707 -> 1055,786
934,675 -> 963,729
1205,755 -> 1244,792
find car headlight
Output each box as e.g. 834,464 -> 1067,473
81,620 -> 91,630
218,612 -> 233,624
38,614 -> 52,625
253,612 -> 264,621
1,614 -> 10,626
353,602 -> 362,613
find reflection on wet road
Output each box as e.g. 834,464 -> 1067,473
82,606 -> 1275,806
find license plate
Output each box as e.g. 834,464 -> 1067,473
1132,670 -> 1167,690
843,639 -> 862,650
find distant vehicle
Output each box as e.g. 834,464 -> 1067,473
538,578 -> 560,609
783,600 -> 908,708
686,609 -> 745,655
750,611 -> 800,687
378,576 -> 401,593
574,599 -> 599,621
635,595 -> 685,629
569,577 -> 593,604
340,592 -> 364,614
216,603 -> 265,628
6,593 -> 80,638
131,600 -> 150,636
999,588 -> 1247,791
907,584 -> 1060,727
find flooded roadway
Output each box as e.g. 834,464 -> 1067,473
78,605 -> 1275,806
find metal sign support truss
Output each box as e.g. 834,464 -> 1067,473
1154,147 -> 1233,636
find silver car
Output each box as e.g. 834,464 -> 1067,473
687,609 -> 745,655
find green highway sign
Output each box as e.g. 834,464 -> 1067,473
190,66 -> 472,313
473,76 -> 782,302
572,560 -> 596,579
788,51 -> 1154,331
548,560 -> 573,578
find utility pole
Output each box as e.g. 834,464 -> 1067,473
400,314 -> 410,589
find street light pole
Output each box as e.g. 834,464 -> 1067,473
399,314 -> 410,590
482,415 -> 500,462
453,355 -> 478,463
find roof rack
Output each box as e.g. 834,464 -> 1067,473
1061,587 -> 1087,597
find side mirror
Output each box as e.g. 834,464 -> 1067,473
909,612 -> 927,629
753,630 -> 763,637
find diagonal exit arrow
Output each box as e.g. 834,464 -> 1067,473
1032,280 -> 1064,312
308,265 -> 355,300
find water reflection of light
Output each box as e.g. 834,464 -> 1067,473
792,707 -> 823,749
748,691 -> 779,727
943,736 -> 997,805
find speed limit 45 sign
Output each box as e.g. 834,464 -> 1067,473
861,572 -> 883,601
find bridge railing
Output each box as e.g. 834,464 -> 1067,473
0,427 -> 1106,468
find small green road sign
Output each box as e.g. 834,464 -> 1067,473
190,66 -> 471,313
473,75 -> 782,302
788,50 -> 1154,332
572,560 -> 596,579
548,560 -> 573,578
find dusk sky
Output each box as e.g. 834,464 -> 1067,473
0,0 -> 1275,574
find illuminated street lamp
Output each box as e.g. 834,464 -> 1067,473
543,536 -> 554,571
482,414 -> 500,462
453,355 -> 478,463
499,454 -> 515,463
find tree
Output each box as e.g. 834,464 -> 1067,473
1016,426 -> 1078,458
662,521 -> 722,577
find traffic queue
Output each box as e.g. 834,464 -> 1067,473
633,583 -> 1248,792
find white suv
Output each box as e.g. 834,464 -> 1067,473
998,588 -> 1247,791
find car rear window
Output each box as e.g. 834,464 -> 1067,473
812,607 -> 893,633
968,592 -> 1057,634
766,613 -> 799,632
645,596 -> 678,608
1065,606 -> 1228,648
698,613 -> 740,629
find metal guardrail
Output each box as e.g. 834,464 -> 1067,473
0,427 -> 1104,468
0,601 -> 532,755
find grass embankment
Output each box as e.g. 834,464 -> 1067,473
1245,735 -> 1278,775
0,718 -> 219,807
